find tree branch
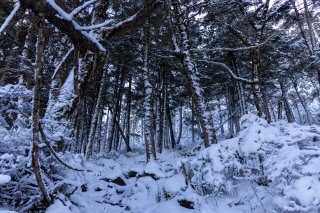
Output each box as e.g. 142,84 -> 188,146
20,0 -> 104,53
0,2 -> 25,37
39,124 -> 84,172
103,0 -> 162,39
195,59 -> 256,83
191,37 -> 270,52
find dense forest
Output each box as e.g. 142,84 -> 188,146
0,0 -> 319,212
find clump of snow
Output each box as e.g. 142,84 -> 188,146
0,175 -> 11,185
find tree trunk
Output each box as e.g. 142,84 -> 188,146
171,0 -> 212,147
166,97 -> 175,149
125,73 -> 132,152
143,17 -> 155,160
176,106 -> 183,144
218,98 -> 225,135
280,81 -> 294,123
32,13 -> 51,205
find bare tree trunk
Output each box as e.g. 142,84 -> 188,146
125,73 -> 132,152
150,94 -> 157,159
73,47 -> 79,95
191,97 -> 195,143
107,68 -> 122,151
280,81 -> 294,123
292,97 -> 302,123
277,99 -> 283,120
166,97 -> 175,149
144,119 -> 150,162
303,0 -> 315,50
157,91 -> 164,153
86,54 -> 106,158
32,13 -> 51,205
262,90 -> 272,123
291,77 -> 311,124
218,98 -> 225,136
176,105 -> 183,145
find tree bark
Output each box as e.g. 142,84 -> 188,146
143,17 -> 155,160
32,11 -> 51,205
170,0 -> 212,147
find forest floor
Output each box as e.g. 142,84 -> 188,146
45,147 -> 272,213
1,114 -> 320,213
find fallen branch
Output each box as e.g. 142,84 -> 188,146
39,124 -> 84,172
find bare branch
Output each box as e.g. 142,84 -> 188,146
39,124 -> 84,172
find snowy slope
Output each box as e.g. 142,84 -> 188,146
44,114 -> 320,213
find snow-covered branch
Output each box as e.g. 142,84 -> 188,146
191,37 -> 271,52
195,59 -> 255,83
0,2 -> 22,35
52,46 -> 75,80
103,0 -> 162,39
75,19 -> 114,31
69,0 -> 98,19
19,0 -> 105,52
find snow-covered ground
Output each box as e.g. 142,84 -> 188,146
1,114 -> 320,212
40,114 -> 320,213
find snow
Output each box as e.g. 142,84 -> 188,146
46,0 -> 72,21
285,176 -> 320,207
0,175 -> 11,185
144,161 -> 166,179
69,0 -> 98,18
46,200 -> 73,213
46,0 -> 106,52
1,111 -> 320,212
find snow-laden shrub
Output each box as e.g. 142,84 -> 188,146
264,122 -> 320,212
191,114 -> 275,195
0,83 -> 76,211
191,113 -> 320,211
0,84 -> 32,129
191,137 -> 242,195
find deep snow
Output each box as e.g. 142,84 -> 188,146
1,114 -> 320,213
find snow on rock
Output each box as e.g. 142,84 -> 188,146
144,161 -> 166,179
0,174 -> 11,185
159,174 -> 187,199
